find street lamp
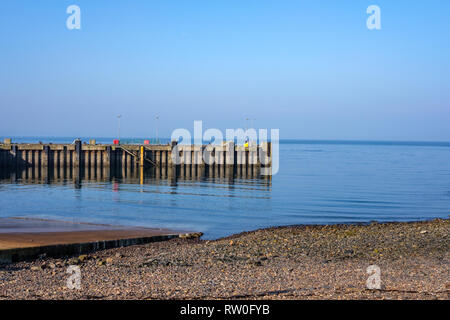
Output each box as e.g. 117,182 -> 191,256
155,115 -> 159,144
245,117 -> 256,142
117,115 -> 122,143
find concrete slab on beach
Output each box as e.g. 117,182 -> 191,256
0,218 -> 200,263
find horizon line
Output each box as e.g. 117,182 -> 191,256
2,135 -> 450,144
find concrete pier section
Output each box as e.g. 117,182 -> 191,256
0,218 -> 200,263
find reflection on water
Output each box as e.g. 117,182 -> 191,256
0,165 -> 272,239
0,165 -> 271,187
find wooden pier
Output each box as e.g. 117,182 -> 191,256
0,139 -> 273,179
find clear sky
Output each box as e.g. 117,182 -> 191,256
0,0 -> 449,141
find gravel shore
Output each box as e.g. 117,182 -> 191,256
0,219 -> 448,300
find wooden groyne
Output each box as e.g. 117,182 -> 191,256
0,139 -> 273,177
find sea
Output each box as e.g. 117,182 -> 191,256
1,137 -> 449,239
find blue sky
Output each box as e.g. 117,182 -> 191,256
0,0 -> 449,140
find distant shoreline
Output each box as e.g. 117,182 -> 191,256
2,136 -> 450,146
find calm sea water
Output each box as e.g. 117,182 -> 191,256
1,140 -> 449,239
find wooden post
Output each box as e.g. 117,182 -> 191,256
105,146 -> 112,170
161,150 -> 167,165
84,165 -> 90,180
85,150 -> 90,168
25,150 -> 30,167
90,150 -> 95,169
1,149 -> 6,168
97,150 -> 102,169
54,156 -> 59,179
66,148 -> 71,168
140,146 -> 144,167
225,142 -> 234,167
62,146 -> 67,168
169,141 -> 177,167
225,165 -> 233,179
183,148 -> 190,165
95,164 -> 101,180
40,146 -> 49,181
121,148 -> 126,170
112,147 -> 117,172
180,161 -> 185,177
260,142 -> 269,167
19,149 -> 25,168
198,163 -> 205,178
42,146 -> 49,167
268,142 -> 272,166
54,149 -> 60,168
242,149 -> 247,176
214,146 -> 220,167
112,147 -> 118,171
126,153 -> 131,177
74,140 -> 81,167
155,150 -> 160,166
11,145 -> 18,169
249,141 -> 257,166
120,149 -> 125,178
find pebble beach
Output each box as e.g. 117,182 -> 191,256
0,219 -> 448,300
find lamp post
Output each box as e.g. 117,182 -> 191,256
251,118 -> 256,142
117,115 -> 122,143
245,118 -> 257,142
244,118 -> 250,145
155,115 -> 159,144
